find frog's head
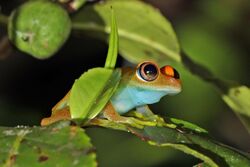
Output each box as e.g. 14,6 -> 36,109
112,61 -> 182,110
133,61 -> 182,95
123,61 -> 181,105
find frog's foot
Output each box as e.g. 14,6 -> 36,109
102,103 -> 156,129
127,111 -> 165,125
126,105 -> 165,125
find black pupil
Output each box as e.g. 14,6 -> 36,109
144,64 -> 157,78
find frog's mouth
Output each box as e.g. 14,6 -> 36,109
164,85 -> 182,95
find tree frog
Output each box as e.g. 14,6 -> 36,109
41,61 -> 181,126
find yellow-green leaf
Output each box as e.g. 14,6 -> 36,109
222,86 -> 250,132
69,68 -> 121,119
104,8 -> 118,69
72,0 -> 180,65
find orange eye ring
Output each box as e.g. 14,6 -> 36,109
160,65 -> 180,79
137,62 -> 159,81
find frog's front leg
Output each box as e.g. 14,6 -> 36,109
101,102 -> 156,128
126,105 -> 165,124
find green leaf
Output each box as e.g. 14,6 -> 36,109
69,68 -> 121,119
104,8 -> 118,69
0,121 -> 96,167
8,0 -> 71,59
222,86 -> 250,117
169,118 -> 208,133
72,0 -> 180,65
222,86 -> 250,133
133,126 -> 250,167
89,117 -> 250,167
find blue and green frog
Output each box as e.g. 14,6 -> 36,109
41,61 -> 181,126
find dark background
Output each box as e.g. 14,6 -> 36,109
0,0 -> 249,166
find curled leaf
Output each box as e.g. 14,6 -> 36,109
70,68 -> 121,119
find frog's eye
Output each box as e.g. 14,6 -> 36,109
137,62 -> 159,81
160,65 -> 180,79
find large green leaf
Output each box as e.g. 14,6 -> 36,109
0,121 -> 96,167
72,0 -> 180,64
89,116 -> 250,167
69,68 -> 121,119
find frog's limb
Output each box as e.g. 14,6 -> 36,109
126,105 -> 165,124
127,105 -> 168,126
102,103 -> 156,128
127,105 -> 177,128
41,107 -> 71,126
41,91 -> 71,126
52,90 -> 71,114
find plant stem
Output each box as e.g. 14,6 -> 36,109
0,14 -> 8,27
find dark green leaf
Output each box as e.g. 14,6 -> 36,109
0,121 -> 96,167
89,117 -> 250,167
